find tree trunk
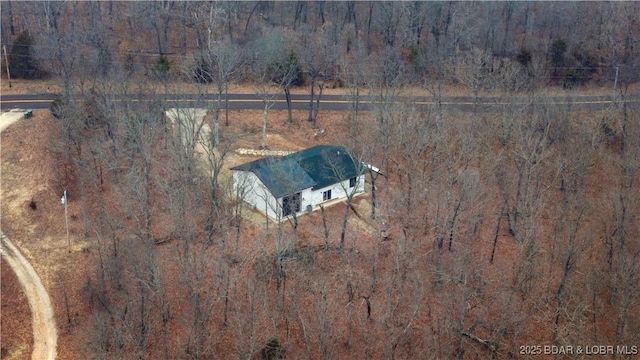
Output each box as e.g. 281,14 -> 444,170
367,2 -> 374,52
285,87 -> 293,124
320,205 -> 329,250
224,87 -> 230,126
7,0 -> 15,35
448,200 -> 461,251
143,158 -> 153,244
340,197 -> 353,250
213,111 -> 220,147
313,83 -> 323,129
180,3 -> 188,56
369,171 -> 378,219
244,2 -> 260,37
490,205 -> 504,264
261,103 -> 268,149
308,76 -> 316,123
214,92 -> 221,147
619,91 -> 627,154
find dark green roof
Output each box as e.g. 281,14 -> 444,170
231,145 -> 363,198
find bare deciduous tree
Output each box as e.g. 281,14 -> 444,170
297,26 -> 337,128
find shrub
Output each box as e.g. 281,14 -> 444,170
562,70 -> 579,89
192,55 -> 213,84
516,47 -> 532,67
297,246 -> 315,267
154,55 -> 170,79
262,338 -> 285,360
50,95 -> 66,119
269,51 -> 304,87
408,47 -> 428,77
572,44 -> 599,83
550,38 -> 567,68
286,52 -> 304,86
600,118 -> 619,145
123,54 -> 135,75
253,251 -> 276,282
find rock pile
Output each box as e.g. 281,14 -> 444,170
236,148 -> 295,157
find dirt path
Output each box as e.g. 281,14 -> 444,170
0,233 -> 57,360
1,111 -> 58,360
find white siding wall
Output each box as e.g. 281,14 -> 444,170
278,187 -> 315,217
308,174 -> 365,209
299,187 -> 314,213
233,171 -> 365,220
232,170 -> 280,220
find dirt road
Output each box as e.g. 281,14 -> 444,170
1,110 -> 58,360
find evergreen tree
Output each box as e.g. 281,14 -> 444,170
9,31 -> 41,79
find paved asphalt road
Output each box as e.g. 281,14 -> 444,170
0,92 -> 633,112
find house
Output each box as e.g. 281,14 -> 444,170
231,145 -> 366,221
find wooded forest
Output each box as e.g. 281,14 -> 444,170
1,1 -> 639,359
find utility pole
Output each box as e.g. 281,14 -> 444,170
61,190 -> 70,252
2,45 -> 11,88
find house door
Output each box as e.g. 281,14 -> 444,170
282,192 -> 301,217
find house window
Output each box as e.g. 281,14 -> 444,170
282,192 -> 301,217
322,189 -> 332,201
349,177 -> 357,188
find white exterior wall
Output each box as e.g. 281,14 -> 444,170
233,171 -> 365,220
298,187 -> 315,213
275,187 -> 315,218
232,170 -> 280,220
308,174 -> 365,209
